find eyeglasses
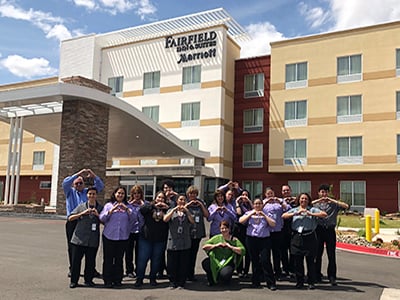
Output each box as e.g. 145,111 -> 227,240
74,182 -> 83,186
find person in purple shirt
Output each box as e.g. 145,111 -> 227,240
99,186 -> 135,288
239,198 -> 277,290
207,190 -> 236,237
62,168 -> 104,278
263,186 -> 290,281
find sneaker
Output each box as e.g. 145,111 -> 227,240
329,277 -> 337,286
93,270 -> 102,279
268,284 -> 277,291
69,282 -> 78,288
126,272 -> 136,278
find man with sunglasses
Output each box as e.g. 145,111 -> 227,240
63,168 -> 105,278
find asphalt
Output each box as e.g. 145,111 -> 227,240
0,213 -> 399,300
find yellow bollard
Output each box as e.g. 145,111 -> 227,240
365,215 -> 372,242
374,209 -> 380,234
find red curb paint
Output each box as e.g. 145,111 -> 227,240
337,242 -> 400,258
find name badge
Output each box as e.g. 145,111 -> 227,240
91,223 -> 97,231
177,226 -> 183,234
297,226 -> 303,233
195,216 -> 200,223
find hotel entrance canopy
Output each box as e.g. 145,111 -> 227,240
0,81 -> 209,160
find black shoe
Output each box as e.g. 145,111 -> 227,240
308,284 -> 315,290
113,282 -> 122,287
295,282 -> 304,289
150,279 -> 158,286
329,277 -> 337,286
268,284 -> 277,291
187,276 -> 197,282
250,283 -> 262,289
156,273 -> 168,279
104,282 -> 113,289
69,283 -> 78,288
84,281 -> 95,287
93,270 -> 102,279
134,279 -> 143,287
126,272 -> 136,278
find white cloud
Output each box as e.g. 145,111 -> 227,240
329,0 -> 400,30
299,2 -> 331,29
0,1 -> 71,42
240,22 -> 285,58
73,0 -> 97,10
135,0 -> 156,20
46,24 -> 73,41
0,55 -> 57,78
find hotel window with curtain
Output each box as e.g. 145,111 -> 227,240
284,100 -> 307,127
337,95 -> 362,123
285,62 -> 307,89
33,151 -> 45,170
143,71 -> 160,94
340,181 -> 365,208
182,65 -> 201,90
242,181 -> 263,198
337,136 -> 363,164
284,139 -> 307,165
396,49 -> 400,76
243,144 -> 263,168
396,91 -> 400,119
244,73 -> 264,98
142,106 -> 159,123
108,76 -> 123,96
337,54 -> 362,83
243,108 -> 263,133
181,102 -> 200,127
288,181 -> 311,196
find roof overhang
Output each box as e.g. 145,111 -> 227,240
0,82 -> 209,160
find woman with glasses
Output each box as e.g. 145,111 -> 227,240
134,191 -> 169,287
207,190 -> 236,237
99,186 -> 135,288
124,185 -> 146,279
239,197 -> 277,290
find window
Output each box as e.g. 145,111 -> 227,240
34,136 -> 46,143
288,181 -> 311,196
396,91 -> 400,119
33,151 -> 45,170
140,159 -> 157,165
243,144 -> 263,168
39,181 -> 51,189
285,100 -> 307,127
181,102 -> 200,127
108,76 -> 123,96
142,106 -> 159,123
243,108 -> 263,133
182,65 -> 201,90
396,49 -> 400,76
337,136 -> 362,164
397,134 -> 400,163
340,181 -> 365,208
143,71 -> 160,94
181,139 -> 199,165
337,54 -> 362,83
337,95 -> 362,123
244,73 -> 264,98
242,181 -> 263,198
285,62 -> 307,89
284,139 -> 307,165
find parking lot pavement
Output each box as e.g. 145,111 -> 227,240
0,214 -> 399,300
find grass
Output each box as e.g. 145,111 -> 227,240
337,214 -> 400,228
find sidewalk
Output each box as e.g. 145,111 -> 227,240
338,227 -> 400,243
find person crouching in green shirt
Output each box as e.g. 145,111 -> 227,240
202,220 -> 245,286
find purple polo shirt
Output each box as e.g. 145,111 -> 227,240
100,202 -> 135,241
262,199 -> 290,232
243,211 -> 272,238
207,203 -> 236,237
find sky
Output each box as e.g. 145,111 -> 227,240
0,0 -> 400,85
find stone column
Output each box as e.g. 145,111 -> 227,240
56,77 -> 111,215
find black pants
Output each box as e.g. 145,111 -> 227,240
202,257 -> 234,285
167,249 -> 190,287
315,225 -> 337,280
280,226 -> 294,274
70,244 -> 97,284
246,235 -> 275,286
187,238 -> 201,280
291,232 -> 318,285
270,231 -> 283,276
124,232 -> 139,275
65,220 -> 77,271
102,235 -> 128,285
234,223 -> 250,275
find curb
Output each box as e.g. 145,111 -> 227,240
337,242 -> 400,258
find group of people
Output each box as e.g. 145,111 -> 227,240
64,170 -> 349,291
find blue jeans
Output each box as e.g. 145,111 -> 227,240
136,238 -> 166,280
